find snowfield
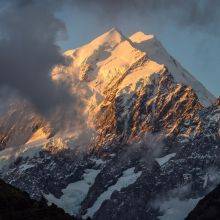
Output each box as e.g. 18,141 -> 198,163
45,168 -> 101,215
155,153 -> 176,166
83,167 -> 142,218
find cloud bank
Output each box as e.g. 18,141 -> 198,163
0,0 -> 72,115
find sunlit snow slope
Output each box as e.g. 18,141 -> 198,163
53,28 -> 215,114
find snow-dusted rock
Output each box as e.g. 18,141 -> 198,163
0,28 -> 219,220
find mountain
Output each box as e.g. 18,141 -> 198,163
0,28 -> 219,220
0,178 -> 74,220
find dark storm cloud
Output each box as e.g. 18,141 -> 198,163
0,0 -> 72,115
70,0 -> 220,36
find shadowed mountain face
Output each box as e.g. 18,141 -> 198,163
0,29 -> 219,220
186,184 -> 220,220
0,179 -> 74,220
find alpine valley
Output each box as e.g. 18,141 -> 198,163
0,29 -> 219,220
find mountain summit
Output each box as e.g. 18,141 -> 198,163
0,29 -> 219,220
57,28 -> 215,108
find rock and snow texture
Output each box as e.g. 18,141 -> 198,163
155,153 -> 176,166
18,164 -> 35,172
0,28 -> 219,220
56,28 -> 215,108
45,168 -> 101,215
52,28 -> 215,128
83,167 -> 142,218
0,28 -> 216,149
129,31 -> 216,106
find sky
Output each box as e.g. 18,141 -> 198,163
0,0 -> 219,113
57,3 -> 220,97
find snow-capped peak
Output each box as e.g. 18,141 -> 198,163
54,28 -> 215,113
130,31 -> 216,106
130,31 -> 154,43
92,27 -> 126,47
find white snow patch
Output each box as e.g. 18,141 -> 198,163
155,153 -> 176,166
203,173 -> 209,188
158,197 -> 201,220
109,153 -> 116,158
209,112 -> 220,122
90,157 -> 106,166
83,167 -> 142,218
45,168 -> 101,215
19,163 -> 35,172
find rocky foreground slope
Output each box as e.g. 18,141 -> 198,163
186,184 -> 220,220
0,29 -> 219,220
0,178 -> 74,220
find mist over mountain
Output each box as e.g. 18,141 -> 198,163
0,0 -> 75,116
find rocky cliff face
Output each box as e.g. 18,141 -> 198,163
0,29 -> 219,220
